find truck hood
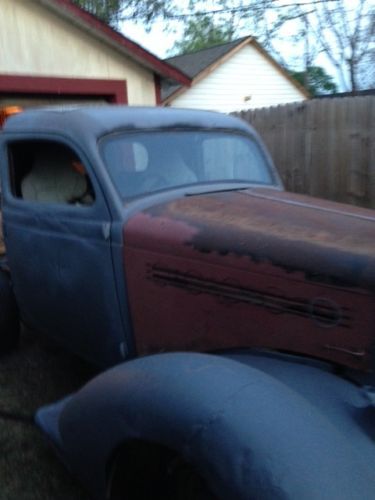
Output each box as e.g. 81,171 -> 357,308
123,188 -> 375,371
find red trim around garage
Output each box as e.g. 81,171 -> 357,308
0,75 -> 127,103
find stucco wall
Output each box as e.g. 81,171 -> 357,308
0,0 -> 156,105
170,44 -> 306,112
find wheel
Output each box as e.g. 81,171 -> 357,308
0,269 -> 20,354
108,441 -> 216,500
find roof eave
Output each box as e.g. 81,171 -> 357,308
163,37 -> 253,105
36,0 -> 191,86
250,39 -> 310,99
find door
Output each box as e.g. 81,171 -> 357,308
1,138 -> 125,366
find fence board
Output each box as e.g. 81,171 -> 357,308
234,96 -> 375,209
368,97 -> 375,206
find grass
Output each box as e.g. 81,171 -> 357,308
0,328 -> 97,500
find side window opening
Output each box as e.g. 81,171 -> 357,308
8,141 -> 95,206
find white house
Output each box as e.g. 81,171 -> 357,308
0,0 -> 190,108
162,37 -> 309,112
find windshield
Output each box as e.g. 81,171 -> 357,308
101,130 -> 275,199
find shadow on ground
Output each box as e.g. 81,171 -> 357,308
0,328 -> 97,499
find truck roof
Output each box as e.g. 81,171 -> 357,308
2,106 -> 254,140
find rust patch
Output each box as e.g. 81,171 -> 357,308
143,189 -> 375,292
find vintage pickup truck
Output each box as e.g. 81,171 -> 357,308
0,106 -> 374,499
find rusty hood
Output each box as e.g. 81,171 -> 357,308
123,188 -> 375,371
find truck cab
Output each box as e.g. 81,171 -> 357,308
1,105 -> 283,366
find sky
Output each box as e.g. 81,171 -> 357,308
121,21 -> 182,59
121,17 -> 327,64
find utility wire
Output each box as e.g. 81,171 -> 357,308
119,0 -> 341,21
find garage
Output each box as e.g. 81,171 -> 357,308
0,0 -> 189,108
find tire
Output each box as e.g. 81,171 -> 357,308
109,440 -> 216,500
0,269 -> 20,353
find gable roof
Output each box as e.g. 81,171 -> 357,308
166,37 -> 249,80
35,0 -> 191,86
162,36 -> 309,102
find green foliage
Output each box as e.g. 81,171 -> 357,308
171,15 -> 234,55
291,66 -> 338,96
122,0 -> 173,23
72,0 -> 123,27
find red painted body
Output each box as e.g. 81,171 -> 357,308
124,188 -> 375,371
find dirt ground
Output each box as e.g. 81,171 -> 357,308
0,329 -> 96,499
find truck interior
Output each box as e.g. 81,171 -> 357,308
7,141 -> 94,205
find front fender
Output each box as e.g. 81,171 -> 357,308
36,352 -> 375,500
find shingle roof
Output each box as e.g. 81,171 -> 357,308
166,37 -> 250,78
162,37 -> 250,100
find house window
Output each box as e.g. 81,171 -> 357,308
8,141 -> 95,206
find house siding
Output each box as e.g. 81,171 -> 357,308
0,0 -> 156,105
170,44 -> 306,112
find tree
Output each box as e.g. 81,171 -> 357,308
120,0 -> 374,92
296,0 -> 374,91
72,0 -> 123,27
290,66 -> 338,96
171,15 -> 235,55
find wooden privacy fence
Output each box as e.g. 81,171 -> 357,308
234,96 -> 375,209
